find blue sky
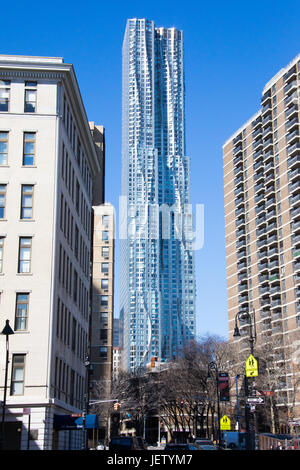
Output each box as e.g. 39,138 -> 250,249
1,0 -> 300,339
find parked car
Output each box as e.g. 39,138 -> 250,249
194,439 -> 217,450
164,443 -> 199,451
109,436 -> 146,451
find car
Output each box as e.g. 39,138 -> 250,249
194,439 -> 217,450
108,436 -> 146,451
164,443 -> 199,451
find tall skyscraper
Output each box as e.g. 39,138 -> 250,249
121,19 -> 196,371
223,54 -> 300,425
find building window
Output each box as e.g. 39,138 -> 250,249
24,81 -> 37,113
0,80 -> 10,112
102,215 -> 109,225
10,354 -> 26,396
102,246 -> 109,258
20,185 -> 34,219
101,279 -> 109,290
99,346 -> 107,359
102,231 -> 109,241
101,295 -> 108,306
101,262 -> 109,274
0,237 -> 4,272
0,184 -> 7,219
0,132 -> 8,165
23,133 -> 36,166
18,237 -> 32,273
15,293 -> 29,331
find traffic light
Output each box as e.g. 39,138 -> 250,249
114,402 -> 120,410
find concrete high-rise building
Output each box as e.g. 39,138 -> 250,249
0,55 -> 103,449
223,54 -> 300,424
120,19 -> 196,371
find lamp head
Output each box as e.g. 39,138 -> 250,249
233,325 -> 241,338
1,319 -> 14,336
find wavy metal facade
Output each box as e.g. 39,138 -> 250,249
121,18 -> 196,370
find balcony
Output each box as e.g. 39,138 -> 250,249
255,192 -> 265,204
266,209 -> 277,221
260,309 -> 271,319
267,221 -> 277,232
254,171 -> 264,183
255,182 -> 264,193
270,285 -> 281,296
265,197 -> 276,208
265,161 -> 274,174
237,260 -> 247,270
292,233 -> 300,245
265,184 -> 275,196
257,214 -> 267,226
260,297 -> 270,307
237,249 -> 247,260
263,137 -> 273,151
233,133 -> 242,145
253,138 -> 263,150
269,273 -> 280,283
254,158 -> 264,171
288,154 -> 300,170
236,238 -> 246,249
252,127 -> 262,139
290,206 -> 300,219
236,217 -> 245,228
234,175 -> 244,186
238,282 -> 248,293
259,285 -> 269,295
286,128 -> 299,144
262,102 -> 272,115
291,220 -> 300,232
269,246 -> 279,257
259,272 -> 269,282
235,195 -> 244,207
286,116 -> 298,131
262,113 -> 272,126
234,185 -> 244,197
268,234 -> 278,244
261,89 -> 271,104
285,104 -> 298,120
256,204 -> 266,216
293,249 -> 300,260
253,149 -> 263,160
258,261 -> 268,271
270,299 -> 281,308
269,259 -> 279,270
256,226 -> 266,237
234,165 -> 244,178
258,249 -> 268,260
284,80 -> 297,95
284,91 -> 297,107
290,193 -> 300,207
265,172 -> 275,184
287,142 -> 300,157
262,125 -> 272,139
234,154 -> 243,166
238,272 -> 248,281
284,66 -> 297,82
252,116 -> 262,130
233,143 -> 243,155
236,227 -> 246,238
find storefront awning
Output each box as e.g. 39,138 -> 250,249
53,414 -> 99,430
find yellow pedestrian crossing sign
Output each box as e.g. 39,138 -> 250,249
220,415 -> 231,431
245,354 -> 259,377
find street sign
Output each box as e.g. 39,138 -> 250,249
247,396 -> 265,405
245,354 -> 259,377
220,415 -> 231,431
23,408 -> 31,415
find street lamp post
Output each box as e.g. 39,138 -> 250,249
233,310 -> 258,450
1,319 -> 14,450
207,361 -> 221,448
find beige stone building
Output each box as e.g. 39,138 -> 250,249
223,54 -> 300,426
0,55 -> 103,449
90,203 -> 115,396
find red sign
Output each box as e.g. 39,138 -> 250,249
262,391 -> 274,396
